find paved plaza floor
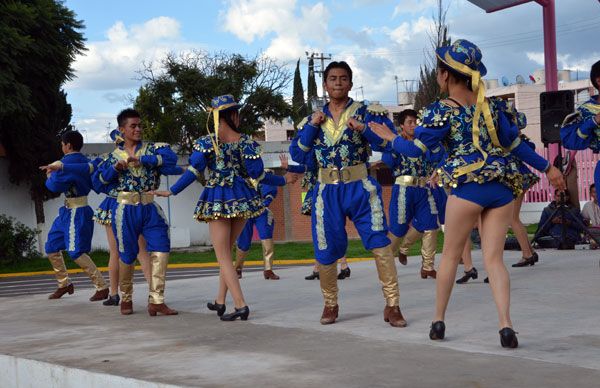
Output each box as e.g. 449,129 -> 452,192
1,249 -> 599,387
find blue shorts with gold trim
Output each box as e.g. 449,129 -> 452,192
311,176 -> 389,265
45,206 -> 94,259
111,202 -> 170,264
389,185 -> 439,237
237,209 -> 274,251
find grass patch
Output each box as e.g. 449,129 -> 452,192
0,233 -> 446,274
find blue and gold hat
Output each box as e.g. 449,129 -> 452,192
109,129 -> 124,146
436,39 -> 487,77
210,94 -> 242,112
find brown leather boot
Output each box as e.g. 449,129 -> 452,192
397,253 -> 407,266
320,304 -> 339,325
48,283 -> 74,299
420,268 -> 437,279
120,301 -> 133,315
89,288 -> 109,301
148,303 -> 179,316
384,306 -> 407,327
263,270 -> 280,280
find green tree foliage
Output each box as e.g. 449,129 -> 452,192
0,0 -> 85,224
291,59 -> 306,126
134,51 -> 292,153
413,0 -> 450,111
0,214 -> 41,266
307,56 -> 318,107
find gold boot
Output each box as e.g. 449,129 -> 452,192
48,252 -> 73,299
147,252 -> 178,316
319,262 -> 338,324
398,226 -> 423,265
262,239 -> 279,280
74,253 -> 109,301
420,229 -> 438,279
388,233 -> 405,265
234,247 -> 248,279
372,246 -> 406,327
119,261 -> 135,315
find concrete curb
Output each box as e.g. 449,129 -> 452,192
0,257 -> 376,278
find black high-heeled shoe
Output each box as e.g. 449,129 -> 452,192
305,271 -> 319,280
499,327 -> 519,348
532,252 -> 539,263
207,301 -> 226,317
429,321 -> 445,340
220,306 -> 250,321
337,267 -> 351,280
512,255 -> 536,267
456,267 -> 478,284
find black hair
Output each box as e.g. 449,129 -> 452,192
398,109 -> 418,125
220,108 -> 240,133
591,60 -> 600,91
117,108 -> 141,128
591,183 -> 596,191
61,131 -> 84,151
324,61 -> 353,82
437,59 -> 473,91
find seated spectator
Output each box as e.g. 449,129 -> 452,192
536,189 -> 586,249
582,184 -> 600,248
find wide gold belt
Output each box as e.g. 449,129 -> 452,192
64,196 -> 88,209
395,175 -> 428,187
318,164 -> 368,184
117,191 -> 154,205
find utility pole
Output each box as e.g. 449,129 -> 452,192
306,52 -> 332,99
106,122 -> 112,143
394,76 -> 399,105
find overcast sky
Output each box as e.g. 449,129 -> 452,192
63,0 -> 600,142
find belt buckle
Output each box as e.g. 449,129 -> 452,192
328,169 -> 341,184
339,167 -> 351,183
133,192 -> 142,205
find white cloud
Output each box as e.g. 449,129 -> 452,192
220,0 -> 330,61
527,51 -> 600,73
66,17 -> 198,91
392,0 -> 437,18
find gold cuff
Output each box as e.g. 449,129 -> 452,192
372,246 -> 400,307
262,239 -> 275,270
399,226 -> 423,256
148,252 -> 169,304
318,163 -> 368,184
188,165 -> 202,179
74,253 -> 107,291
64,196 -> 88,209
156,155 -> 163,166
48,252 -> 70,288
508,137 -> 521,151
119,261 -> 135,303
235,247 -> 248,270
319,263 -> 338,307
577,128 -> 589,139
117,191 -> 154,205
298,140 -> 311,152
414,139 -> 428,153
421,230 -> 438,270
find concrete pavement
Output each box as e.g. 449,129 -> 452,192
1,249 -> 599,387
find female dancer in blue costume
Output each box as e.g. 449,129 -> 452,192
370,40 -> 564,347
154,95 -> 267,321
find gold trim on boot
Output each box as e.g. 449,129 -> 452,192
119,261 -> 135,312
421,229 -> 438,272
398,226 -> 423,258
234,247 -> 248,279
48,252 -> 70,288
74,253 -> 108,291
319,262 -> 338,308
148,252 -> 169,305
372,246 -> 400,307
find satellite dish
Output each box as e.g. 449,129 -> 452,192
501,76 -> 510,86
529,75 -> 536,83
516,75 -> 526,84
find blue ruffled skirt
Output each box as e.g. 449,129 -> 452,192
93,196 -> 116,225
194,178 -> 264,222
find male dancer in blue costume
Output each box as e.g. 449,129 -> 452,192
40,131 -> 109,301
561,60 -> 600,201
290,61 -> 406,327
383,108 -> 442,279
93,109 -> 179,316
235,155 -> 301,280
